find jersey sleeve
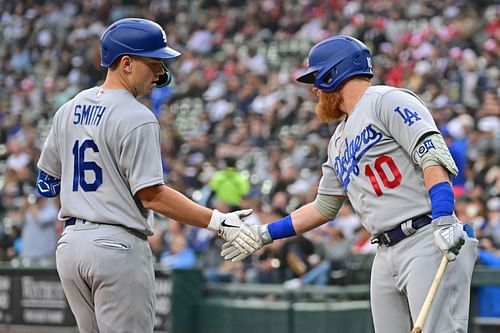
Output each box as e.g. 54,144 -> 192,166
317,138 -> 346,196
376,89 -> 438,155
120,122 -> 165,195
37,115 -> 62,178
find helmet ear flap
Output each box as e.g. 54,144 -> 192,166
155,62 -> 172,87
155,72 -> 171,87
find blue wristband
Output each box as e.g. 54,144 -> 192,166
429,182 -> 454,219
268,215 -> 296,240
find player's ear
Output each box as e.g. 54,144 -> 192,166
121,55 -> 133,74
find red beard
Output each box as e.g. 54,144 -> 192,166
315,90 -> 344,123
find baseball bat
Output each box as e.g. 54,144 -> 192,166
411,255 -> 449,333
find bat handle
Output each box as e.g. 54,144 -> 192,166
411,255 -> 449,333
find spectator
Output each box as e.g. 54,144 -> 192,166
19,193 -> 58,261
476,236 -> 500,318
278,235 -> 315,282
246,241 -> 284,284
208,157 -> 250,210
160,234 -> 197,271
481,197 -> 500,247
352,226 -> 377,254
285,224 -> 351,288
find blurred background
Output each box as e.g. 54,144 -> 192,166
0,0 -> 498,332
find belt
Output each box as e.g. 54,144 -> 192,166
65,217 -> 147,241
371,214 -> 432,247
64,217 -> 81,227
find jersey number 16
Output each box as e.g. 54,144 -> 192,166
72,139 -> 103,192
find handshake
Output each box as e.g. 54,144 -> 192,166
207,209 -> 273,261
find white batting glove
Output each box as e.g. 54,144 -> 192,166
221,224 -> 273,262
432,215 -> 466,261
207,209 -> 253,242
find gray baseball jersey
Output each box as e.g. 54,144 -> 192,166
38,87 -> 164,236
318,86 -> 436,235
317,85 -> 477,333
40,87 -> 162,332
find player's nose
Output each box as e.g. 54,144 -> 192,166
312,87 -> 320,97
155,64 -> 165,75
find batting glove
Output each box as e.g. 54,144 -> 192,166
207,209 -> 253,242
432,215 -> 466,261
221,224 -> 273,262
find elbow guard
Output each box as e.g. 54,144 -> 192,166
412,133 -> 458,177
314,194 -> 345,220
36,170 -> 61,198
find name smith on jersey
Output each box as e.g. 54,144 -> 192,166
73,104 -> 106,126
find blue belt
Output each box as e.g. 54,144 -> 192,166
372,214 -> 432,247
65,217 -> 147,240
65,217 -> 82,227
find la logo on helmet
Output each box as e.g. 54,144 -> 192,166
161,29 -> 167,44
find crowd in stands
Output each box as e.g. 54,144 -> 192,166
0,0 -> 499,297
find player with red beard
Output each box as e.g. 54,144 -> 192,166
221,36 -> 478,333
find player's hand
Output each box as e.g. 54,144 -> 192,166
207,209 -> 253,242
432,215 -> 466,261
221,224 -> 273,262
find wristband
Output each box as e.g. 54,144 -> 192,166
429,182 -> 454,219
36,170 -> 61,198
268,215 -> 296,240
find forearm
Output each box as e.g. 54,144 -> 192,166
424,165 -> 454,219
222,196 -> 343,262
290,203 -> 331,234
139,185 -> 212,228
423,165 -> 451,190
264,203 -> 330,242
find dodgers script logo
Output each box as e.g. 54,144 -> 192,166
334,124 -> 383,189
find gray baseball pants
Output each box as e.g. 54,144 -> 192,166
370,224 -> 478,333
56,220 -> 155,333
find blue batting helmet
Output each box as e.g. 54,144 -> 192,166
100,18 -> 181,86
296,35 -> 373,92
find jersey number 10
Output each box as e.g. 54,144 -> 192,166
72,139 -> 103,192
364,155 -> 402,196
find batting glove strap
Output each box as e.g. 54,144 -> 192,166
258,225 -> 273,245
432,215 -> 458,228
207,209 -> 223,232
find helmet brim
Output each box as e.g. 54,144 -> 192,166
140,45 -> 181,59
295,68 -> 318,84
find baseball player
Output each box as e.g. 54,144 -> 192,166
36,18 -> 251,333
222,36 -> 478,333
